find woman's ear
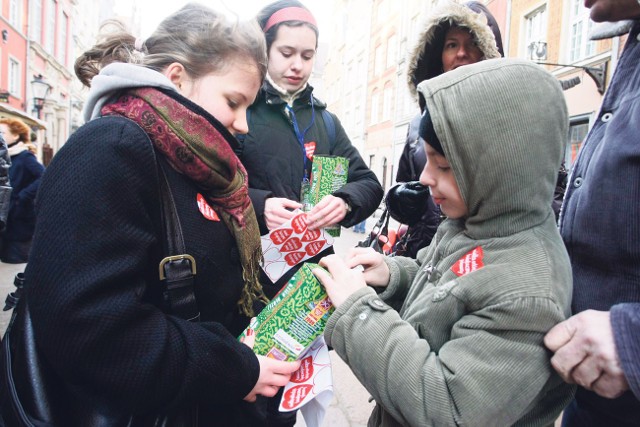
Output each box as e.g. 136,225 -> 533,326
163,62 -> 186,91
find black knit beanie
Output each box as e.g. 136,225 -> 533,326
419,107 -> 443,156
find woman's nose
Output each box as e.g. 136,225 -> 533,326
233,112 -> 249,135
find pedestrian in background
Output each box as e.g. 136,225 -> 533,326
391,0 -> 503,258
0,117 -> 43,264
353,219 -> 367,234
0,3 -> 299,425
0,132 -> 10,237
315,58 -> 574,427
544,2 -> 640,426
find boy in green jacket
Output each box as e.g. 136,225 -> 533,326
314,58 -> 574,426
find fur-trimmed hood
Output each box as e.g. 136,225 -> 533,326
407,0 -> 502,101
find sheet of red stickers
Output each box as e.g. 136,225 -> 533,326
261,211 -> 335,283
279,337 -> 333,427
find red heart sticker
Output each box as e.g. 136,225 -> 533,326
451,246 -> 484,277
196,193 -> 220,221
290,356 -> 314,383
301,229 -> 321,242
281,237 -> 302,252
270,228 -> 293,245
281,384 -> 313,410
285,252 -> 306,266
291,214 -> 308,234
304,142 -> 316,159
305,240 -> 326,256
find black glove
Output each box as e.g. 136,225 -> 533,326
385,181 -> 430,226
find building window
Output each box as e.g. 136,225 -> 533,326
371,91 -> 380,125
376,0 -> 388,24
569,0 -> 596,62
382,85 -> 393,122
9,0 -> 21,28
30,0 -> 43,42
8,58 -> 20,98
374,45 -> 383,76
45,0 -> 56,55
58,13 -> 68,65
525,6 -> 547,61
386,34 -> 397,69
567,116 -> 590,169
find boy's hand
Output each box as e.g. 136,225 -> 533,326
344,247 -> 390,288
313,254 -> 367,307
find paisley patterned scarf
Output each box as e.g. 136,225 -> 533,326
102,87 -> 267,316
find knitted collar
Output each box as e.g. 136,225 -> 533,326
266,73 -> 308,106
102,87 -> 267,316
8,142 -> 28,157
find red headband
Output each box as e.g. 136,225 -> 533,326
263,7 -> 317,33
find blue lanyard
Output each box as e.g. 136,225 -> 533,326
286,96 -> 316,180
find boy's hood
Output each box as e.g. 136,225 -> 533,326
407,0 -> 502,101
417,58 -> 567,239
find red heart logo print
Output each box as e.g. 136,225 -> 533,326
301,229 -> 321,242
285,252 -> 305,266
305,240 -> 325,256
270,228 -> 293,245
291,214 -> 308,234
281,237 -> 302,252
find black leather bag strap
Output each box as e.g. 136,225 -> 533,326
156,159 -> 200,322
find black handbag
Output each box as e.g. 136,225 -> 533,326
0,154 -> 199,426
356,206 -> 390,254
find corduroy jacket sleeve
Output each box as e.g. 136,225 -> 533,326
611,303 -> 640,399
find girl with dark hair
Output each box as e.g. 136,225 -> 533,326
239,2 -> 383,289
237,2 -> 383,424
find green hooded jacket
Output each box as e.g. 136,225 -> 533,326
325,58 -> 574,427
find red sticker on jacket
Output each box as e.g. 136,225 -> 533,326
291,214 -> 308,234
290,356 -> 314,383
270,228 -> 293,245
197,193 -> 220,221
304,142 -> 316,159
281,384 -> 313,410
301,229 -> 321,242
451,246 -> 484,277
285,252 -> 306,266
305,240 -> 325,256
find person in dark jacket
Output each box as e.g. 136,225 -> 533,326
236,1 -> 382,425
0,133 -> 10,234
544,2 -> 640,426
238,0 -> 383,299
0,4 -> 300,426
392,0 -> 503,259
0,118 -> 43,264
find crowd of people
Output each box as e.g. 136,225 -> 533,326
0,0 -> 637,426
